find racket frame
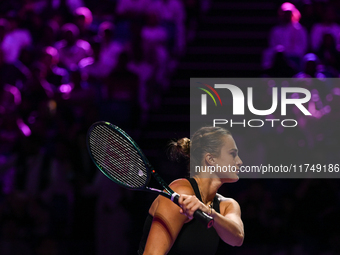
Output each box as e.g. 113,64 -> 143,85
87,121 -> 214,228
87,121 -> 152,190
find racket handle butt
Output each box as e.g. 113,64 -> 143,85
193,210 -> 214,228
172,193 -> 214,229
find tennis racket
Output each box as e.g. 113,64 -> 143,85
86,121 -> 214,228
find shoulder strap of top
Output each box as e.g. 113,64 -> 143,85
186,177 -> 202,201
213,194 -> 220,213
186,178 -> 220,213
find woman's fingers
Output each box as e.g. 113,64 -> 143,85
177,194 -> 205,219
178,194 -> 190,205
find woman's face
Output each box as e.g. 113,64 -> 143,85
209,135 -> 243,182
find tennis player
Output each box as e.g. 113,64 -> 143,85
138,126 -> 244,255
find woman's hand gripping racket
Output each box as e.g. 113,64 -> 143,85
86,121 -> 214,228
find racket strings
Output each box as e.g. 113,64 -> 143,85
89,125 -> 148,188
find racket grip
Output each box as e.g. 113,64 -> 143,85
171,193 -> 214,229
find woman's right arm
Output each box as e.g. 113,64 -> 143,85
143,179 -> 194,255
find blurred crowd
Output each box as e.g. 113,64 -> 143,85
260,1 -> 340,166
0,0 -> 206,127
0,0 -> 207,254
263,1 -> 340,78
242,2 -> 340,254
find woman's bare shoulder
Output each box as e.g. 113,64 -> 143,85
149,178 -> 194,216
169,178 -> 195,195
216,193 -> 241,214
216,193 -> 235,202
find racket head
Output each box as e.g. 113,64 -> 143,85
86,121 -> 151,190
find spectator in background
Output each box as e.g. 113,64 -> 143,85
97,21 -> 124,73
40,46 -> 69,88
141,12 -> 169,91
263,2 -> 308,71
103,51 -> 139,126
19,5 -> 44,45
310,5 -> 340,52
0,83 -> 23,195
79,40 -> 112,80
26,46 -> 69,98
15,135 -> 49,198
0,48 -> 29,88
294,53 -> 325,78
114,0 -> 151,45
55,23 -> 91,71
74,7 -> 93,40
263,45 -> 298,77
127,37 -> 154,120
183,0 -> 201,42
293,53 -> 331,123
299,1 -> 317,33
149,0 -> 186,56
21,62 -> 52,110
1,13 -> 32,64
316,33 -> 340,77
34,20 -> 60,51
47,0 -> 85,14
78,40 -> 107,112
115,0 -> 151,18
0,18 -> 8,44
66,69 -> 95,104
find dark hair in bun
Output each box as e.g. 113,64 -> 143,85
168,137 -> 191,161
168,126 -> 231,168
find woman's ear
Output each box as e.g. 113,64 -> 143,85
204,153 -> 215,165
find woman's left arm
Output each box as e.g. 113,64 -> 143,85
178,195 -> 244,247
210,198 -> 244,246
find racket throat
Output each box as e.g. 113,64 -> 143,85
171,192 -> 180,205
150,169 -> 173,195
